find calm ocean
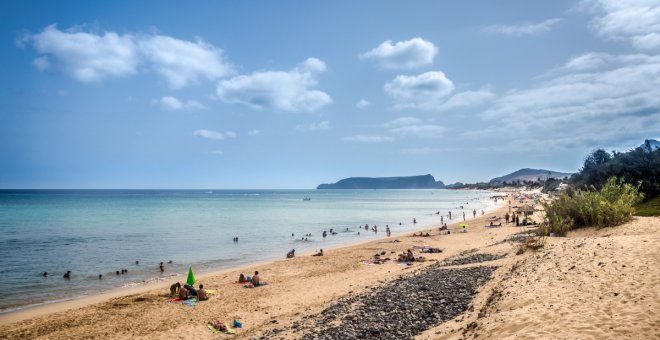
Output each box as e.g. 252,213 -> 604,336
0,189 -> 496,313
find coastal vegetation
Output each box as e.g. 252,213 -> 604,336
570,140 -> 660,199
542,177 -> 642,236
635,196 -> 660,216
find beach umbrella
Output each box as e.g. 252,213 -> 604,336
186,267 -> 196,286
458,223 -> 469,228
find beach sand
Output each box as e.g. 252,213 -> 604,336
1,194 -> 658,339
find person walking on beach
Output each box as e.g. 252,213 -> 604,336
449,211 -> 452,220
462,212 -> 466,221
505,213 -> 510,224
441,215 -> 444,224
473,209 -> 476,218
386,225 -> 391,237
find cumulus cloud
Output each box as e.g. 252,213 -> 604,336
247,129 -> 261,136
342,135 -> 395,143
153,96 -> 206,110
475,52 -> 660,150
296,121 -> 330,131
30,25 -> 139,82
193,129 -> 236,140
384,71 -> 455,110
582,0 -> 660,50
139,35 -> 233,88
483,18 -> 562,36
360,38 -> 438,69
215,58 -> 332,112
27,25 -> 232,87
356,99 -> 371,109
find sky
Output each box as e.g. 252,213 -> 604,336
1,0 -> 660,189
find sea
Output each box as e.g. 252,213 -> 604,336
0,189 -> 497,313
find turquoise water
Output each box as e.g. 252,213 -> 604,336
0,189 -> 495,313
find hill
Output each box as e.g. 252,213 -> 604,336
317,174 -> 445,189
489,168 -> 572,184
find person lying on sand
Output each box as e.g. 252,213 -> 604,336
238,273 -> 248,283
170,282 -> 181,297
286,249 -> 295,258
209,320 -> 227,332
197,284 -> 208,301
313,249 -> 323,256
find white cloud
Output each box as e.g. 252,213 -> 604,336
247,129 -> 261,136
356,99 -> 371,109
216,58 -> 332,112
139,35 -> 232,88
475,52 -> 660,150
582,0 -> 660,50
436,89 -> 495,111
153,96 -> 206,110
296,121 -> 330,131
384,71 -> 455,110
342,135 -> 395,143
27,25 -> 232,87
384,116 -> 423,128
360,38 -> 438,69
209,149 -> 223,155
390,124 -> 446,138
483,18 -> 562,36
193,129 -> 236,140
30,25 -> 139,82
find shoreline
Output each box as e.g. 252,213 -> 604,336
0,193 -> 503,326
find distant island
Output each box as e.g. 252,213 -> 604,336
317,174 -> 445,189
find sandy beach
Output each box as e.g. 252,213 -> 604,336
1,194 -> 658,339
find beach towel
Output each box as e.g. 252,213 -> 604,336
243,283 -> 269,288
169,298 -> 197,307
413,245 -> 430,249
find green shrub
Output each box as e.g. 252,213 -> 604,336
543,177 -> 642,235
635,196 -> 660,216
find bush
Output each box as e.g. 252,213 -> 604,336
636,196 -> 660,216
543,177 -> 642,235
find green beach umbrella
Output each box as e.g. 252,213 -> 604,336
186,267 -> 196,286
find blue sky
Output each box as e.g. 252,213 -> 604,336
2,0 -> 659,188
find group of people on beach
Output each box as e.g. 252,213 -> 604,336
237,271 -> 261,286
170,282 -> 208,301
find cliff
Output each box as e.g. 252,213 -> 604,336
317,174 -> 445,189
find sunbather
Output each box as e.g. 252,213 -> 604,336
313,249 -> 323,256
238,273 -> 248,283
251,271 -> 260,286
197,284 -> 208,301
